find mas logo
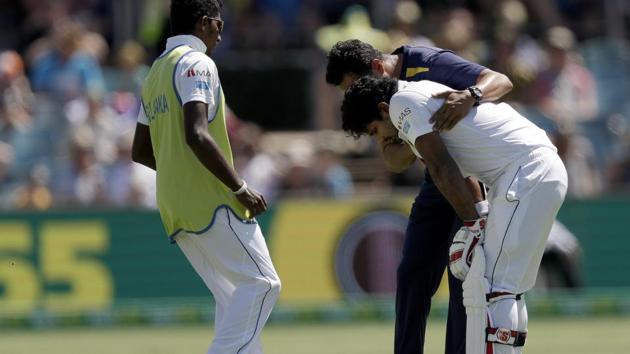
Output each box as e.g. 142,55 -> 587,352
403,120 -> 411,134
397,107 -> 412,128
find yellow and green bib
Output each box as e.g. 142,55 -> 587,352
141,45 -> 248,239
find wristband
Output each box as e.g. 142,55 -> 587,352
232,181 -> 248,195
474,200 -> 490,217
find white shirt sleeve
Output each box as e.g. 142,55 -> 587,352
137,102 -> 149,125
389,90 -> 436,147
174,52 -> 219,107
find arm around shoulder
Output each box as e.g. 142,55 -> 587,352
475,69 -> 513,102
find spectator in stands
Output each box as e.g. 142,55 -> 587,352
387,0 -> 434,50
66,95 -> 129,165
0,142 -> 15,208
106,130 -> 155,207
432,7 -> 480,62
237,123 -> 283,204
280,138 -> 317,197
489,0 -> 545,103
114,40 -> 150,94
531,26 -> 603,197
0,50 -> 34,141
65,127 -> 107,206
80,31 -> 109,65
533,26 -> 598,127
12,163 -> 53,210
314,147 -> 354,198
29,20 -> 106,101
315,5 -> 391,53
0,50 -> 40,188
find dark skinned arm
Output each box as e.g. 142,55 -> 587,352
428,68 -> 511,203
466,177 -> 485,203
431,68 -> 513,131
415,131 -> 479,221
377,134 -> 485,194
379,139 -> 486,191
184,101 -> 267,216
184,101 -> 243,191
131,123 -> 156,170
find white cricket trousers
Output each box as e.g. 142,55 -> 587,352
175,207 -> 281,354
484,147 -> 568,354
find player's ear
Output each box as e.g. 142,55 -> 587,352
194,16 -> 208,35
377,102 -> 390,120
371,59 -> 385,76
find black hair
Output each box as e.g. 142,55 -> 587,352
326,39 -> 383,85
341,76 -> 399,138
170,0 -> 222,35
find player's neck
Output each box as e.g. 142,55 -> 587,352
383,54 -> 402,79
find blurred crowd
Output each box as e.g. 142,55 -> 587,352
0,0 -> 629,210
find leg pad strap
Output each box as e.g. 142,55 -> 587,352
486,292 -> 522,302
486,327 -> 527,347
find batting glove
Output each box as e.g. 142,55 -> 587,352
449,218 -> 486,281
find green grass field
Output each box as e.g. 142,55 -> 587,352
1,317 -> 629,354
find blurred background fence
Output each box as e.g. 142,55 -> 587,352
2,197 -> 630,329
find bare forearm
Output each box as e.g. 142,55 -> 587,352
475,70 -> 513,102
188,132 -> 242,191
427,161 -> 479,221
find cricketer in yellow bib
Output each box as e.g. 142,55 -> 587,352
140,44 -> 247,238
131,2 -> 279,353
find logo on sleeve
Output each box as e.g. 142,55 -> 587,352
403,121 -> 411,134
405,67 -> 429,78
397,107 -> 412,128
186,69 -> 212,77
195,80 -> 210,90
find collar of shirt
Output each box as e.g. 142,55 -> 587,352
398,81 -> 409,91
165,35 -> 207,53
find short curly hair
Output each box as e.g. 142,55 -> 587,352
326,40 -> 383,85
341,76 -> 399,138
170,0 -> 223,35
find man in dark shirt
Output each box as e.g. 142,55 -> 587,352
326,39 -> 513,354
